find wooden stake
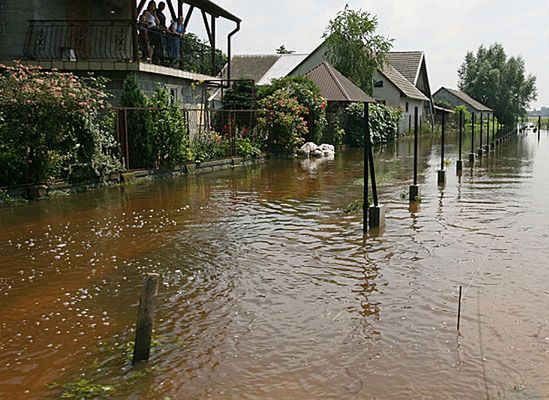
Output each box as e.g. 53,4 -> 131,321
457,285 -> 463,332
132,273 -> 160,364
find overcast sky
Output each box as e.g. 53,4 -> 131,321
183,0 -> 548,108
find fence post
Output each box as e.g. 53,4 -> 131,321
409,107 -> 420,202
363,102 -> 369,232
437,112 -> 446,185
132,273 -> 160,364
457,110 -> 463,173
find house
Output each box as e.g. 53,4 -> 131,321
385,52 -> 434,113
0,0 -> 241,109
372,63 -> 430,134
433,87 -> 493,120
288,43 -> 433,133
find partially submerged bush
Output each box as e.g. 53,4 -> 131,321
345,102 -> 402,146
258,89 -> 309,154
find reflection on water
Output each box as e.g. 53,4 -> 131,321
1,130 -> 548,399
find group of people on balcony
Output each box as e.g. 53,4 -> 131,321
138,1 -> 185,65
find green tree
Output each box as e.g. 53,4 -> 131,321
323,5 -> 393,94
457,43 -> 537,125
276,45 -> 295,55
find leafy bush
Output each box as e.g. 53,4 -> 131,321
190,131 -> 230,162
258,76 -> 327,144
148,86 -> 189,168
258,89 -> 309,154
236,137 -> 262,158
0,62 -> 121,187
345,102 -> 402,146
121,76 -> 190,169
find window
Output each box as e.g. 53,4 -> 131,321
374,80 -> 384,88
405,102 -> 409,112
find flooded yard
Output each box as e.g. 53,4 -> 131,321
0,129 -> 548,399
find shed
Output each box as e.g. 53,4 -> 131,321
433,87 -> 493,119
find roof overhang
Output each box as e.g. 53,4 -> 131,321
185,0 -> 241,22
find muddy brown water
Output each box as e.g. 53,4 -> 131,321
0,129 -> 548,399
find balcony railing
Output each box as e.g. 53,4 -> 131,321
24,20 -> 135,62
24,20 -> 226,76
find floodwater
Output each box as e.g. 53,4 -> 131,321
0,128 -> 548,399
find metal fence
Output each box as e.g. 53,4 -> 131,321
115,107 -> 261,170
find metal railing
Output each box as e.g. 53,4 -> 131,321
23,20 -> 225,76
24,20 -> 135,61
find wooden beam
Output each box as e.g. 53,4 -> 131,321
182,5 -> 194,33
132,0 -> 139,61
166,0 -> 177,21
137,0 -> 147,16
210,14 -> 216,75
201,10 -> 213,45
178,0 -> 184,19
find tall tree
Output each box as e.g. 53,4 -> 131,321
458,43 -> 537,124
323,5 -> 393,94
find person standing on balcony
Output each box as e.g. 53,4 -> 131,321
168,16 -> 184,63
146,1 -> 163,64
157,2 -> 168,29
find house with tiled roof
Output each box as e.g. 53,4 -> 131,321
221,53 -> 309,85
288,43 -> 434,133
372,63 -> 430,133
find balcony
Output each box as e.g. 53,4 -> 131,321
23,19 -> 226,78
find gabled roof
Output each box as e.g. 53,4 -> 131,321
379,63 -> 429,101
222,54 -> 308,85
304,62 -> 374,103
223,55 -> 280,82
386,51 -> 424,85
435,87 -> 493,112
257,54 -> 309,85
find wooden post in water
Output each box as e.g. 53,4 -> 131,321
457,285 -> 463,332
363,102 -> 369,232
133,273 -> 160,364
538,116 -> 541,141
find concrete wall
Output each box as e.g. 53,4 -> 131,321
373,70 -> 401,107
399,98 -> 424,134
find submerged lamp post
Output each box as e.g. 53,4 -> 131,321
437,112 -> 446,185
409,107 -> 420,202
457,110 -> 464,173
469,112 -> 476,163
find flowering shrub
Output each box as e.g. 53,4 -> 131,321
345,102 -> 402,146
258,89 -> 309,154
190,131 -> 230,162
0,62 -> 120,186
258,76 -> 327,144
